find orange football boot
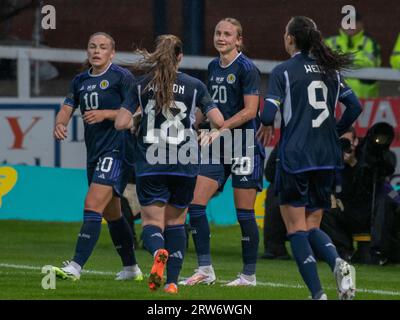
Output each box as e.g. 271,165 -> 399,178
148,249 -> 169,291
164,283 -> 178,294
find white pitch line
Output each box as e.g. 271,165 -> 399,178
1,262 -> 400,297
0,263 -> 114,275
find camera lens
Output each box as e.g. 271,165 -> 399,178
367,122 -> 395,150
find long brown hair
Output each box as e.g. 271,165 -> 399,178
133,34 -> 183,113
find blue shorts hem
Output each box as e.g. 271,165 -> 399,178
139,198 -> 169,207
169,203 -> 190,209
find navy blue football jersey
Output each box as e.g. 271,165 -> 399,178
208,53 -> 264,155
125,72 -> 216,177
265,52 -> 353,173
64,63 -> 136,165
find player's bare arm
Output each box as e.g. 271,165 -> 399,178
256,125 -> 274,147
219,95 -> 259,131
206,108 -> 224,129
82,109 -> 118,124
115,107 -> 134,130
54,104 -> 74,140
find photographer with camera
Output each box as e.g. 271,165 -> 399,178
322,123 -> 400,264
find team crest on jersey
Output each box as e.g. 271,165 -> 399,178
227,74 -> 236,84
100,80 -> 109,90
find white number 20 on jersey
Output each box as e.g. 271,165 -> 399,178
307,81 -> 329,128
211,85 -> 227,104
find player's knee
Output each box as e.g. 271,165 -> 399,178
306,221 -> 321,231
84,195 -> 104,213
285,221 -> 308,235
234,189 -> 257,209
193,178 -> 218,204
166,213 -> 186,226
234,198 -> 255,210
103,210 -> 121,222
142,218 -> 164,230
306,214 -> 322,230
191,191 -> 213,205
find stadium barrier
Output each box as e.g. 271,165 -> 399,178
0,45 -> 399,99
0,164 -> 398,224
0,164 -> 268,225
2,97 -> 400,171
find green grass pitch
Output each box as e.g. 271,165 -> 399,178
0,220 -> 399,300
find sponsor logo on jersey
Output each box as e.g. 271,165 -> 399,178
227,73 -> 236,84
79,85 -> 85,91
216,77 -> 224,84
98,173 -> 106,179
240,176 -> 248,182
87,85 -> 97,91
100,80 -> 109,90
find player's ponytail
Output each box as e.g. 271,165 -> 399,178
288,16 -> 353,74
133,35 -> 183,113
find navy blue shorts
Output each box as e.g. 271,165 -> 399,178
136,174 -> 197,208
199,153 -> 264,192
87,150 -> 132,197
276,167 -> 335,210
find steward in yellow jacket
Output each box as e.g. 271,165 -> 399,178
325,16 -> 381,98
390,33 -> 400,69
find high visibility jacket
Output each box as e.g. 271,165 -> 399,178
390,33 -> 400,69
325,29 -> 381,98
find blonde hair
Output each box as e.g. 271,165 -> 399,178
218,17 -> 243,51
134,34 -> 183,113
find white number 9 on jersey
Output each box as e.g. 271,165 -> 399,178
307,81 -> 329,128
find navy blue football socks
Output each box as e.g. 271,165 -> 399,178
288,231 -> 323,299
72,210 -> 102,267
236,209 -> 259,276
164,224 -> 186,285
107,216 -> 138,267
189,204 -> 212,267
142,224 -> 164,256
308,228 -> 339,271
